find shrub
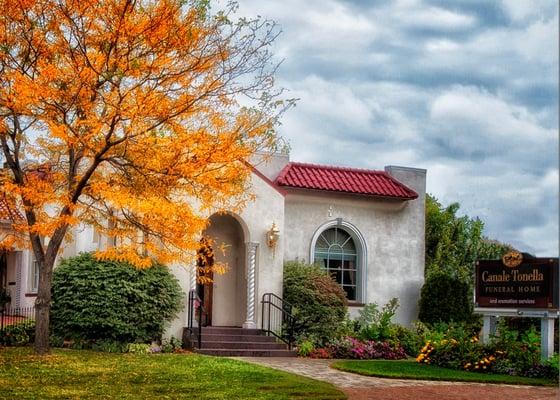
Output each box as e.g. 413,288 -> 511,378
161,337 -> 183,353
92,340 -> 128,353
388,324 -> 423,356
329,336 -> 406,360
414,321 -> 558,381
418,271 -> 473,324
51,253 -> 183,344
127,343 -> 151,354
0,320 -> 35,346
488,321 -> 545,377
283,261 -> 347,345
296,339 -> 315,357
356,298 -> 399,342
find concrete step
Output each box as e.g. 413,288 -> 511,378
200,341 -> 288,350
196,348 -> 297,357
201,334 -> 278,343
200,327 -> 262,335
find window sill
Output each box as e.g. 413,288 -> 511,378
25,293 -> 37,297
348,302 -> 365,307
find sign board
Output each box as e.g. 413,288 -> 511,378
475,252 -> 559,310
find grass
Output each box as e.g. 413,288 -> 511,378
0,347 -> 345,400
331,359 -> 557,386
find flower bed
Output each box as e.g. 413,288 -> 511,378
300,336 -> 407,360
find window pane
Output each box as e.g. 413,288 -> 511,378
31,260 -> 39,292
343,270 -> 356,285
343,285 -> 356,301
314,227 -> 359,301
327,259 -> 342,270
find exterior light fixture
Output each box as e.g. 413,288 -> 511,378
266,222 -> 280,249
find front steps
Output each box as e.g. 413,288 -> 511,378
185,326 -> 296,357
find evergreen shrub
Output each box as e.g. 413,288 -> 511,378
418,271 -> 473,324
51,253 -> 183,344
283,261 -> 347,345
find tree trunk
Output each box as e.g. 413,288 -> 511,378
33,257 -> 54,355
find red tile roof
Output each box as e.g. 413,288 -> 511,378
0,196 -> 22,222
274,162 -> 418,200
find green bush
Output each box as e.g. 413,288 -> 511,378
160,337 -> 183,353
418,271 -> 473,324
127,343 -> 151,354
296,339 -> 315,357
488,321 -> 545,377
388,324 -> 423,356
356,298 -> 399,342
0,320 -> 35,346
414,321 -> 558,381
51,253 -> 183,344
416,323 -> 485,370
283,261 -> 347,345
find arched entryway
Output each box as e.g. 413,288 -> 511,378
200,213 -> 247,327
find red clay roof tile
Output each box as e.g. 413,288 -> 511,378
0,195 -> 23,222
274,162 -> 418,200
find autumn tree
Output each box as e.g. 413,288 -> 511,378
0,0 -> 289,354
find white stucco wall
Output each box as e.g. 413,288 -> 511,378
237,170 -> 286,329
282,166 -> 426,326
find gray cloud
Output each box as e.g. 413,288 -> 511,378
234,0 -> 558,256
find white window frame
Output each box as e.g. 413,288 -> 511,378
29,258 -> 39,293
309,219 -> 368,303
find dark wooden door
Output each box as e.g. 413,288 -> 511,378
196,270 -> 213,326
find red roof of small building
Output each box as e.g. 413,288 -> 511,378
0,196 -> 23,222
274,162 -> 418,200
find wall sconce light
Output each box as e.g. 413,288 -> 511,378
266,222 -> 280,249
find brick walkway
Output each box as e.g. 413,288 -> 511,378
236,357 -> 559,400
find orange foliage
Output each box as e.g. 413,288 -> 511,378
0,0 -> 288,267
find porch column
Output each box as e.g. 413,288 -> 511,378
187,262 -> 197,327
541,317 -> 556,361
243,242 -> 258,329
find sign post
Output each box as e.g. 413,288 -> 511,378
474,251 -> 559,360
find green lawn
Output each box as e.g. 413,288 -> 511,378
331,359 -> 556,386
0,347 -> 345,400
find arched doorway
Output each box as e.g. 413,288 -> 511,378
200,213 -> 246,327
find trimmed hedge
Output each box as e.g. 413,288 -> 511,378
283,261 -> 347,344
418,271 -> 473,324
51,253 -> 183,343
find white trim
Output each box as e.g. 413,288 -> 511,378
243,241 -> 259,329
309,219 -> 368,303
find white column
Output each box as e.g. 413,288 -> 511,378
243,242 -> 258,329
481,315 -> 497,344
541,317 -> 555,361
187,263 -> 197,328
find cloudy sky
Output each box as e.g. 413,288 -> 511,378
231,0 -> 559,256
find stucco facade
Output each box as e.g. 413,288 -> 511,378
1,152 -> 426,338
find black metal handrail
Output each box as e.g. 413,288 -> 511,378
0,305 -> 35,332
261,293 -> 296,350
187,289 -> 208,349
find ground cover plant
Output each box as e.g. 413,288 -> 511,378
331,359 -> 556,386
0,347 -> 345,400
295,298 -> 409,360
414,321 -> 559,382
51,253 -> 183,347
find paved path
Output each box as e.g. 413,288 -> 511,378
236,357 -> 559,400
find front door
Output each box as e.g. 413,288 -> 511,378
196,238 -> 214,326
196,272 -> 213,326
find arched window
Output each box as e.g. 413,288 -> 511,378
314,227 -> 359,301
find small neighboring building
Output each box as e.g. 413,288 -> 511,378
1,152 -> 426,337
